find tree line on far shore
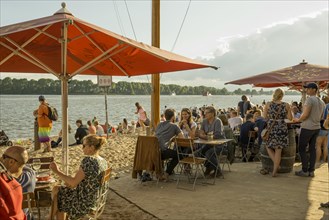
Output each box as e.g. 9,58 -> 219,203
0,77 -> 299,96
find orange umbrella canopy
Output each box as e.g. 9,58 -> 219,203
0,5 -> 217,77
225,60 -> 328,89
0,3 -> 217,174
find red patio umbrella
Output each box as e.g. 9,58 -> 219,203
225,60 -> 328,91
0,3 -> 217,173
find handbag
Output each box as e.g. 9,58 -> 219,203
261,128 -> 270,141
261,103 -> 282,141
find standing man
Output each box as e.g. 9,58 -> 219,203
1,146 -> 36,219
237,95 -> 247,119
37,95 -> 52,152
155,108 -> 184,181
295,83 -> 325,177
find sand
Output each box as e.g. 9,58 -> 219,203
1,134 -> 328,220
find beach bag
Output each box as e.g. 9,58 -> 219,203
0,162 -> 26,220
261,129 -> 269,141
47,104 -> 58,121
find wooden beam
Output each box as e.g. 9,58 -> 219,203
151,0 -> 160,129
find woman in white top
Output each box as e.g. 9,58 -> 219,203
179,108 -> 197,139
94,121 -> 104,137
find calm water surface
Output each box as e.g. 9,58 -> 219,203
0,95 -> 300,140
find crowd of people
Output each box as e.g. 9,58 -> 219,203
1,82 -> 328,220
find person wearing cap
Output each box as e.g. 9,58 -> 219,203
37,95 -> 52,152
295,83 -> 325,177
0,146 -> 36,219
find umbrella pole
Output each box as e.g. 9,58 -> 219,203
151,0 -> 160,129
61,77 -> 69,175
61,20 -> 69,175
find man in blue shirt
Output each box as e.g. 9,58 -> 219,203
1,146 -> 36,219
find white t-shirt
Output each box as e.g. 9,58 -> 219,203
182,121 -> 197,138
96,125 -> 105,136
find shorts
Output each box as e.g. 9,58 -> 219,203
38,127 -> 51,143
319,129 -> 329,136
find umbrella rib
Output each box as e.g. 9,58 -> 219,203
72,23 -> 102,51
0,42 -> 58,76
109,58 -> 129,76
34,27 -> 59,41
71,44 -> 120,76
0,25 -> 51,66
3,37 -> 59,76
69,30 -> 97,43
71,45 -> 129,77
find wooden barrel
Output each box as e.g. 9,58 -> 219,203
260,129 -> 296,173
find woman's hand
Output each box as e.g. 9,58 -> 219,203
49,162 -> 60,174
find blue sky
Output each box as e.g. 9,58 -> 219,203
1,0 -> 328,90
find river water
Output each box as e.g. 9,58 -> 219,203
0,94 -> 300,140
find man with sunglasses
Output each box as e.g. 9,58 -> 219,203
1,146 -> 36,219
198,106 -> 226,178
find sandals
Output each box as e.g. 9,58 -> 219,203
260,168 -> 269,175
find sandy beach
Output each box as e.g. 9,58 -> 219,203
1,134 -> 328,220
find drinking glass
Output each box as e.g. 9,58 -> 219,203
32,159 -> 41,175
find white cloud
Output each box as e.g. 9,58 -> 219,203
159,10 -> 329,90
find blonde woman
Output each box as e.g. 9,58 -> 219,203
49,134 -> 108,220
263,88 -> 293,177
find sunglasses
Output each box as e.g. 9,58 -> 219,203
2,154 -> 19,162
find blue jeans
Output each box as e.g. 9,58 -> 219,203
196,144 -> 223,172
298,128 -> 320,172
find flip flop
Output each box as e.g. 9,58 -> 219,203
260,168 -> 269,175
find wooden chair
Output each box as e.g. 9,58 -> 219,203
242,131 -> 257,162
175,138 -> 207,190
85,167 -> 111,220
22,192 -> 37,219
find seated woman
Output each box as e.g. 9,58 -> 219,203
49,134 -> 108,220
179,108 -> 197,139
94,120 -> 105,136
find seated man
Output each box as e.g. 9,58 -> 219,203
75,119 -> 89,144
253,109 -> 266,147
1,146 -> 36,220
155,108 -> 184,180
198,106 -> 226,177
240,113 -> 258,162
228,110 -> 243,131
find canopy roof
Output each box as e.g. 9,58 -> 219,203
0,6 -> 217,78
